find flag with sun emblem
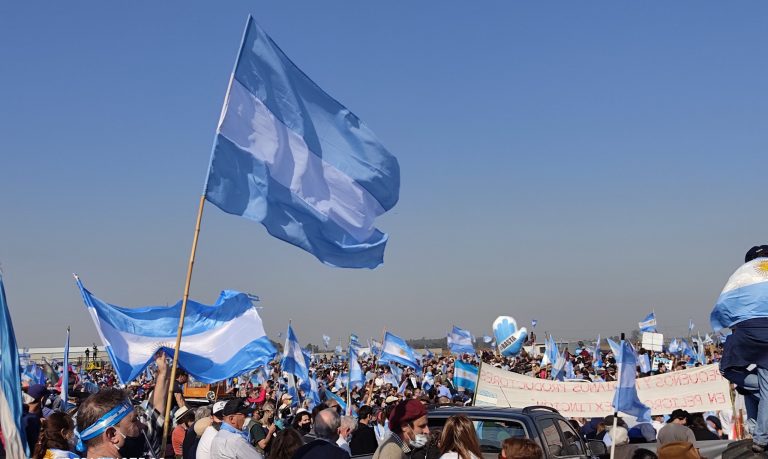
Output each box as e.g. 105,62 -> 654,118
711,258 -> 768,331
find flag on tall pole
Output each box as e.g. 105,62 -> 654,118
61,327 -> 71,412
0,273 -> 29,457
612,340 -> 651,422
638,312 -> 657,333
281,324 -> 310,392
204,16 -> 400,269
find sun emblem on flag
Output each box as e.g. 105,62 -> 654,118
398,348 -> 407,357
755,261 -> 768,277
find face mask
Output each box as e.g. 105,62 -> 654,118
115,428 -> 144,458
299,424 -> 311,435
409,433 -> 428,449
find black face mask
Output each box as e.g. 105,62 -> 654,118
118,433 -> 145,458
299,424 -> 311,435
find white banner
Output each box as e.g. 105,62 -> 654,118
475,363 -> 731,418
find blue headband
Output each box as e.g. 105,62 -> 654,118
77,401 -> 134,444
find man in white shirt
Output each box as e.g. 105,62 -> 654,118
197,400 -> 226,459
336,415 -> 357,455
210,398 -> 262,459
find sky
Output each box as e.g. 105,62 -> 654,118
1,1 -> 767,348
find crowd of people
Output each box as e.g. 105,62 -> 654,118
6,330 -> 731,459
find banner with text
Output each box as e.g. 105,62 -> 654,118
475,363 -> 731,418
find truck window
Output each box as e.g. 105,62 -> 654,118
427,418 -> 527,453
538,418 -> 564,456
556,419 -> 585,456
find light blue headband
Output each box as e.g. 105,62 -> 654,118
75,400 -> 134,451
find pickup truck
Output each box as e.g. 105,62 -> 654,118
355,405 -> 735,459
354,405 -> 606,459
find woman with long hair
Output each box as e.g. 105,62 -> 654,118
269,427 -> 305,459
438,415 -> 483,459
32,411 -> 78,459
499,438 -> 543,459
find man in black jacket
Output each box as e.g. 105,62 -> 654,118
350,405 -> 378,455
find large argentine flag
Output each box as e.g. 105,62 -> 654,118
379,332 -> 421,371
205,16 -> 400,269
75,277 -> 277,384
711,258 -> 768,331
0,274 -> 28,457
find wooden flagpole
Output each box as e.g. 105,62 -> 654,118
160,194 -> 206,454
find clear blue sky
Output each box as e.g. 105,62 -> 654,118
1,1 -> 766,347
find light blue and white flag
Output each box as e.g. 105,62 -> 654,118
370,339 -> 382,356
61,327 -> 70,412
483,335 -> 492,344
281,324 -> 310,391
612,340 -> 651,422
565,360 -> 576,380
422,371 -> 434,392
348,345 -> 365,390
22,364 -> 44,386
593,335 -> 603,368
703,333 -> 714,345
424,348 -> 434,359
350,334 -> 360,346
607,338 -> 623,363
711,259 -> 768,331
639,353 -> 651,373
680,339 -> 697,360
382,369 -> 399,387
205,17 -> 400,269
75,277 -> 277,384
638,312 -> 658,333
453,361 -> 478,392
551,353 -> 566,381
322,335 -> 331,349
306,376 -> 321,409
379,332 -> 421,371
0,274 -> 29,457
531,319 -> 538,329
447,326 -> 474,355
325,389 -> 347,412
668,338 -> 680,354
689,319 -> 695,333
542,335 -> 559,366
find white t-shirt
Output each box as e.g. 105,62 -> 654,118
196,425 -> 218,459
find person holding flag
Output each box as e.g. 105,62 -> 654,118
711,245 -> 768,453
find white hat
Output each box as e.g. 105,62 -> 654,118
385,395 -> 399,404
174,406 -> 192,424
212,401 -> 227,416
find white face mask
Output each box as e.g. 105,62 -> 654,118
409,433 -> 428,449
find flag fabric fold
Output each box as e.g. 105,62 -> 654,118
0,275 -> 28,458
281,324 -> 310,392
711,259 -> 768,331
379,332 -> 421,371
204,16 -> 400,269
612,340 -> 651,422
75,277 -> 277,384
638,312 -> 658,333
447,326 -> 475,355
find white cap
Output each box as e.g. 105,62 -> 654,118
212,400 -> 227,416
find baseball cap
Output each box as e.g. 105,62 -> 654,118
212,400 -> 227,417
27,384 -> 50,401
221,398 -> 253,416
